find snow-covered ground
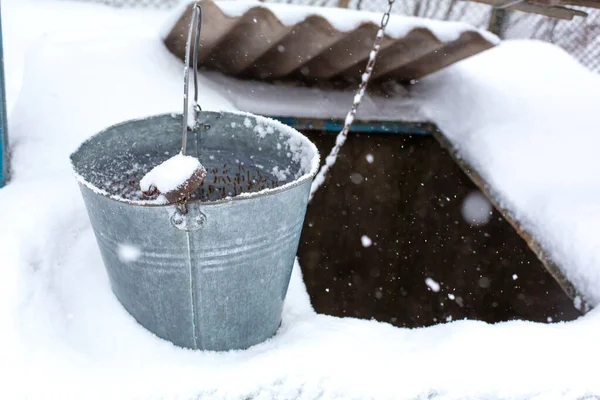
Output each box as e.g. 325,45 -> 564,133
414,40 -> 600,308
2,0 -> 600,398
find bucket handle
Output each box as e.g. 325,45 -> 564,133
181,3 -> 203,157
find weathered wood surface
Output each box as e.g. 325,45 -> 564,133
432,129 -> 590,313
522,0 -> 600,8
466,0 -> 590,19
298,130 -> 582,327
564,0 -> 600,8
164,0 -> 496,85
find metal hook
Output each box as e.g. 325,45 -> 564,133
182,3 -> 203,156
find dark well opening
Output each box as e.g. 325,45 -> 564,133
298,130 -> 580,326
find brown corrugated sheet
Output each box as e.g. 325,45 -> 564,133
164,0 -> 496,85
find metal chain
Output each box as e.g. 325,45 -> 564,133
309,0 -> 395,201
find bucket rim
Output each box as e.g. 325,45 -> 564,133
70,110 -> 320,207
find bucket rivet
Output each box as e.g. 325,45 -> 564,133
204,124 -> 211,130
195,213 -> 207,227
171,212 -> 184,226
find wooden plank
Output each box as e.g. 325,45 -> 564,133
488,8 -> 507,35
271,116 -> 433,134
510,0 -> 600,9
433,129 -> 591,313
513,3 -> 588,17
467,0 -> 587,19
561,0 -> 600,9
382,31 -> 494,83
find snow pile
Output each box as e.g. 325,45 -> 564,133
140,153 -> 204,194
415,40 -> 600,307
247,113 -> 320,180
228,112 -> 320,187
3,0 -> 600,398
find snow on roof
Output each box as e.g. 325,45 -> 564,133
209,0 -> 499,43
200,70 -> 426,122
2,0 -> 600,398
163,0 -> 498,83
414,40 -> 600,308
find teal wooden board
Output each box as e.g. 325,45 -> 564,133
271,117 -> 433,135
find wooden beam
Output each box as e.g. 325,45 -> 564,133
561,0 -> 600,9
514,3 -> 588,17
531,0 -> 600,7
466,0 -> 588,19
433,129 -> 590,314
271,117 -> 434,134
488,8 -> 507,35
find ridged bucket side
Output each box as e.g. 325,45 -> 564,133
71,111 -> 319,350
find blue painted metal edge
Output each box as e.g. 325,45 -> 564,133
271,116 -> 433,135
0,9 -> 8,188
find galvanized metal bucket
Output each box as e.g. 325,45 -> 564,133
71,110 -> 319,350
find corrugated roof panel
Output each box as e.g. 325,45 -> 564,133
164,0 -> 497,85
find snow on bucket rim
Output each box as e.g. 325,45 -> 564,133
70,110 -> 320,207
